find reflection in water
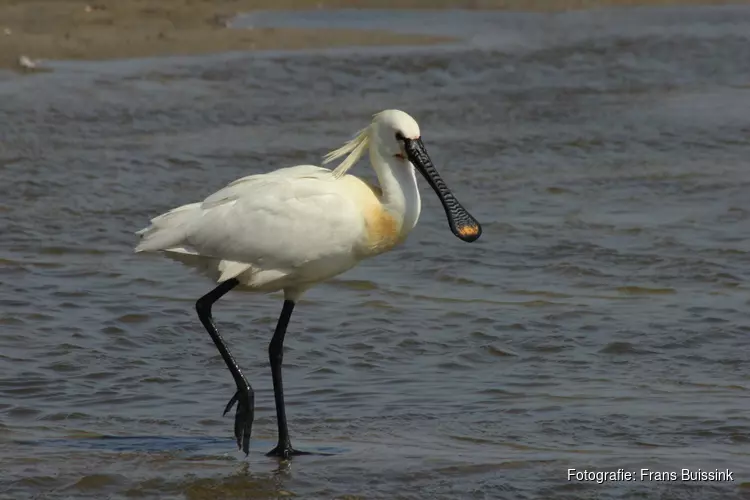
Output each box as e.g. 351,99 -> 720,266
1,5 -> 750,500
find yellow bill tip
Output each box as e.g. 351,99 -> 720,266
455,223 -> 482,242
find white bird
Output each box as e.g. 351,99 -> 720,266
17,55 -> 38,70
134,109 -> 482,458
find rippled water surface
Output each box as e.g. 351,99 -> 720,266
1,5 -> 750,499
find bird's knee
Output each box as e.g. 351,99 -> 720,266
195,297 -> 212,317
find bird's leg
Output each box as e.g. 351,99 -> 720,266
266,299 -> 309,459
194,278 -> 254,455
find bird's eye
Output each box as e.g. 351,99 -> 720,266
395,132 -> 405,142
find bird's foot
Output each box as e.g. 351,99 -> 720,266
266,444 -> 310,460
223,387 -> 254,455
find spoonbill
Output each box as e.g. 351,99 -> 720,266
135,110 -> 482,458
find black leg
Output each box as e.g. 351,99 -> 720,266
194,278 -> 254,455
266,300 -> 308,459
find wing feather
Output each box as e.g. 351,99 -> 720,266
135,165 -> 368,289
173,173 -> 363,271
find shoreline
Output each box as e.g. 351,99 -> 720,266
1,0 -> 747,71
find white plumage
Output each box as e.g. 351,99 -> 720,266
136,110 -> 479,301
136,164 -> 372,297
134,109 -> 481,457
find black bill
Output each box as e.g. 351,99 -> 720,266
404,138 -> 482,243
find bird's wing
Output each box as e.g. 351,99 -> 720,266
201,165 -> 332,209
167,170 -> 365,272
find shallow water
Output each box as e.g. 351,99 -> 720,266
1,5 -> 750,499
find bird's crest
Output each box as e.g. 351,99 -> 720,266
323,126 -> 370,179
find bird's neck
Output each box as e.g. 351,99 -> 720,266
370,148 -> 421,234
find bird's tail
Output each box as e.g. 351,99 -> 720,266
134,202 -> 201,253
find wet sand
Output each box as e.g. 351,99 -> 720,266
0,0 -> 747,71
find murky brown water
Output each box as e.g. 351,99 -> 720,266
2,5 -> 750,499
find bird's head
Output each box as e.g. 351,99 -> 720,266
324,109 -> 482,243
